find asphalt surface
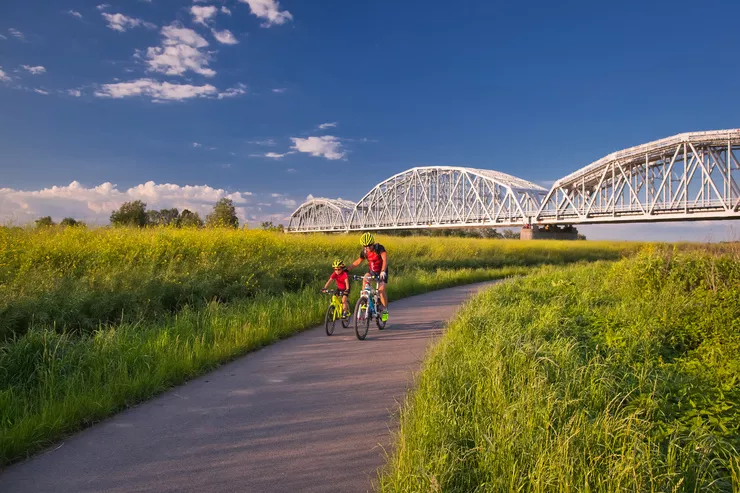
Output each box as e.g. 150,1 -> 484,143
0,281 -> 497,493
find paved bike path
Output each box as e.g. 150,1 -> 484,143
0,281 -> 497,493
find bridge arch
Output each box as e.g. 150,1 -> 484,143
348,166 -> 546,230
287,198 -> 356,232
536,129 -> 740,224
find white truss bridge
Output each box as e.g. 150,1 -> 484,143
287,129 -> 740,232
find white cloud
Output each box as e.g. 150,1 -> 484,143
212,28 -> 238,45
22,65 -> 46,75
263,152 -> 292,159
97,4 -> 110,10
9,28 -> 25,41
102,13 -> 156,32
68,10 -> 83,19
286,168 -> 296,173
0,68 -> 9,82
218,83 -> 247,98
34,89 -> 50,95
0,34 -> 6,40
68,89 -> 82,97
240,0 -> 292,27
0,181 -> 254,225
248,139 -> 276,146
290,136 -> 346,160
192,142 -> 202,148
95,78 -> 217,101
190,5 -> 218,25
221,6 -> 232,15
145,24 -> 214,77
270,193 -> 283,197
272,88 -> 286,93
318,122 -> 337,130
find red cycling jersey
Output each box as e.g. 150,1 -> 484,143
360,243 -> 386,273
330,269 -> 350,290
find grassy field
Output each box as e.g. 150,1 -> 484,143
0,227 -> 633,341
0,228 -> 635,466
379,245 -> 740,492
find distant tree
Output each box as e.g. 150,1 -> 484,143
35,216 -> 55,228
577,233 -> 587,240
147,208 -> 180,227
206,198 -> 239,228
110,200 -> 148,227
261,221 -> 284,233
179,209 -> 204,228
60,217 -> 82,227
159,208 -> 180,227
502,229 -> 520,239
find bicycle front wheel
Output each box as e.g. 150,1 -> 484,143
325,304 -> 336,336
354,297 -> 370,340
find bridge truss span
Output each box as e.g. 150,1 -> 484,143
349,167 -> 547,230
287,198 -> 356,232
536,130 -> 740,224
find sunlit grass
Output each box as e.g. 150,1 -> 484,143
0,266 -> 526,466
378,245 -> 740,492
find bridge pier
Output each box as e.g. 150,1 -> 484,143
520,225 -> 579,240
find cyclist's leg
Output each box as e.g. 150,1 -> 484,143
341,292 -> 350,316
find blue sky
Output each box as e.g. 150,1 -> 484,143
0,0 -> 738,240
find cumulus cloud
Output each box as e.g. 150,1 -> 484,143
102,13 -> 156,32
0,68 -> 9,82
22,65 -> 46,75
190,5 -> 218,25
221,6 -> 232,15
217,82 -> 247,98
240,0 -> 292,27
9,28 -> 25,40
290,136 -> 346,160
68,10 -> 83,19
192,142 -> 202,148
212,28 -> 238,45
97,4 -> 110,10
318,122 -> 337,130
145,24 -> 215,77
34,89 -> 50,95
0,181 -> 253,225
68,89 -> 82,97
95,78 -> 217,101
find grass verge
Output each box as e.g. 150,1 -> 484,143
0,266 -> 525,467
379,246 -> 740,492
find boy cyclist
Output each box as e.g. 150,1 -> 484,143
348,232 -> 389,322
322,259 -> 351,317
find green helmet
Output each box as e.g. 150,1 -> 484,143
332,259 -> 345,269
360,232 -> 375,247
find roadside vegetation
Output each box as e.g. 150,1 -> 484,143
379,244 -> 740,492
0,228 -> 634,465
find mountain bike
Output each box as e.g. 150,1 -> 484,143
321,289 -> 351,336
352,275 -> 386,340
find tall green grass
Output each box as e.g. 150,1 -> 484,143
379,245 -> 740,492
0,266 -> 526,466
0,227 -> 634,340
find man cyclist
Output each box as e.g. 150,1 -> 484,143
348,232 -> 389,322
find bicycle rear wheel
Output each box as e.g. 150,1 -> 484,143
354,297 -> 370,340
324,304 -> 336,336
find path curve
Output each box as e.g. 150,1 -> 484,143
0,281 -> 497,493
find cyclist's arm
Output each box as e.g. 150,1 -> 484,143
380,251 -> 388,272
348,257 -> 363,269
323,279 -> 332,290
